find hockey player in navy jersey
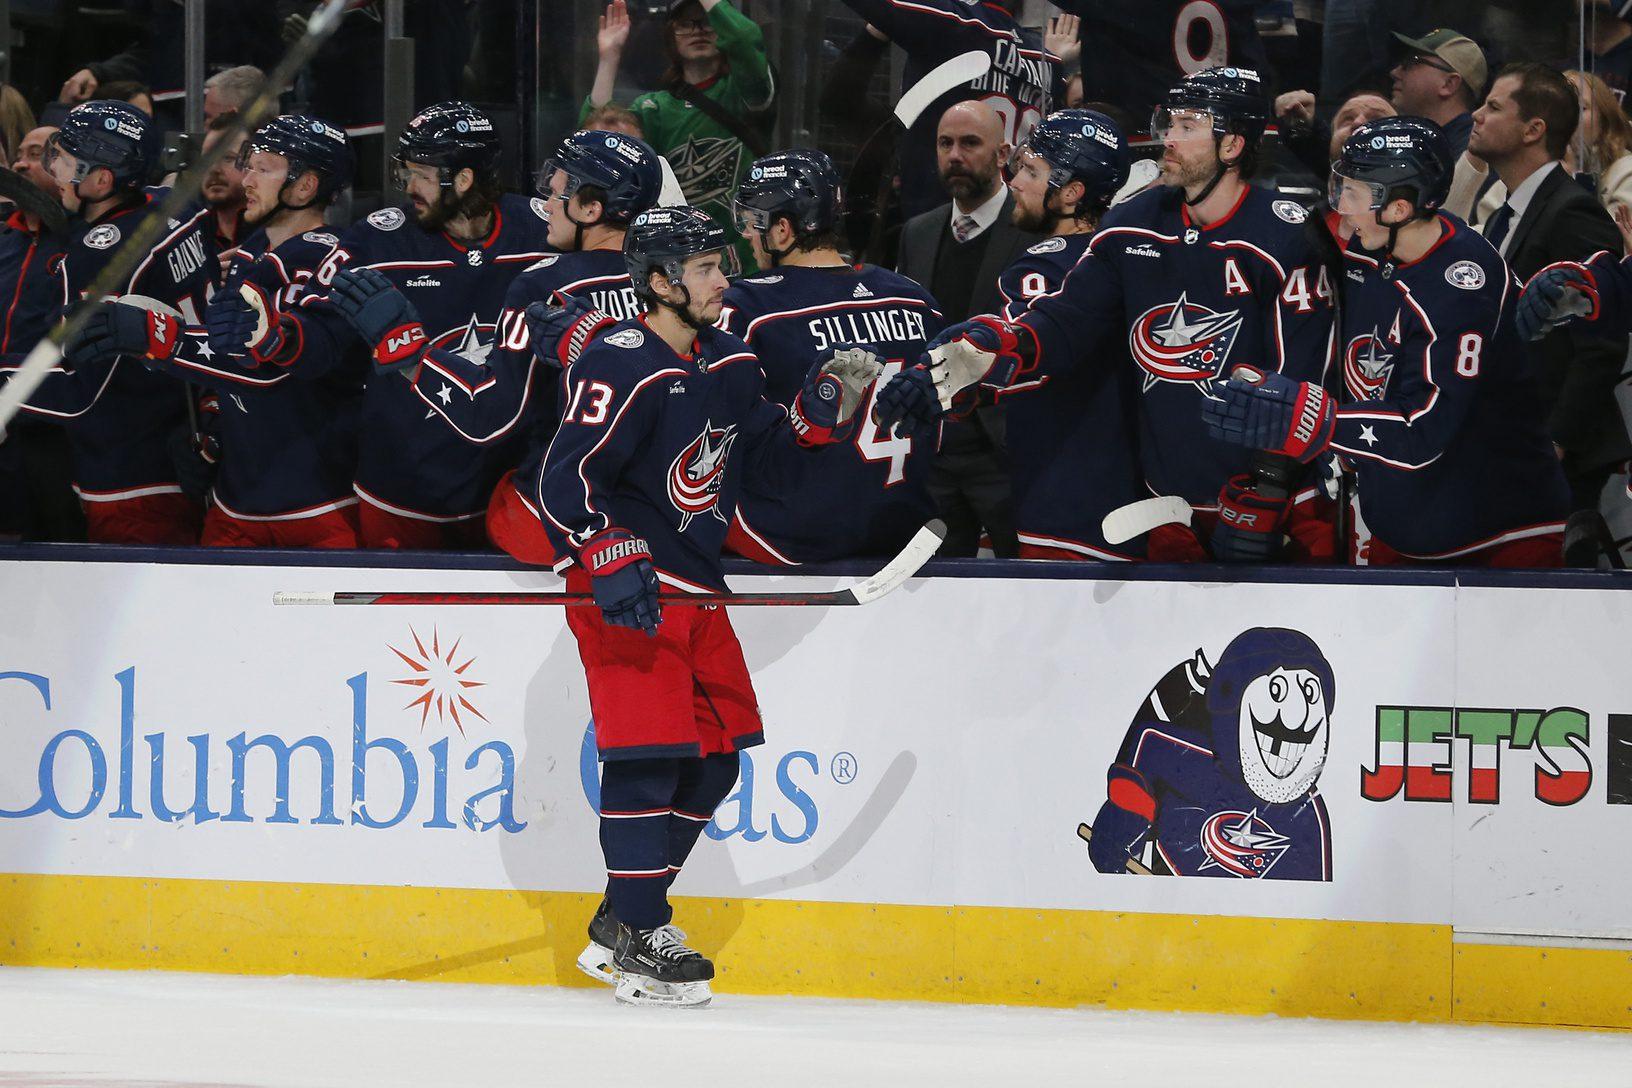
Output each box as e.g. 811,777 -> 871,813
876,67 -> 1339,563
408,129 -> 663,563
1202,117 -> 1568,566
529,206 -> 879,1006
994,109 -> 1145,560
718,148 -> 943,563
837,0 -> 1060,217
1086,628 -> 1334,880
216,102 -> 552,549
69,116 -> 366,548
0,100 -> 213,545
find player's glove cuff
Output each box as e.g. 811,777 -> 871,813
372,320 -> 428,375
580,528 -> 654,576
789,373 -> 846,447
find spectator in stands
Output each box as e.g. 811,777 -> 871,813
200,118 -> 249,268
1469,63 -> 1629,552
1565,69 -> 1632,217
895,100 -> 1036,558
203,66 -> 264,130
1275,88 -> 1396,179
0,87 -> 34,165
585,0 -> 775,276
10,125 -> 59,200
580,104 -> 687,206
1585,0 -> 1632,101
97,81 -> 155,118
1389,28 -> 1486,159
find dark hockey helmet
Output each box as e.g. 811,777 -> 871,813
732,149 -> 843,237
536,130 -> 662,224
238,114 -> 355,204
393,101 -> 502,187
1152,66 -> 1270,145
1330,115 -> 1453,216
1015,109 -> 1130,209
44,99 -> 160,189
624,205 -> 729,298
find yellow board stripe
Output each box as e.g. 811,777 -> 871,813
0,872 -> 1626,1028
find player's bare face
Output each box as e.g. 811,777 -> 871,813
42,144 -> 101,213
543,169 -> 577,249
1157,111 -> 1219,190
1007,153 -> 1058,231
1331,175 -> 1391,248
240,150 -> 290,223
678,253 -> 728,324
398,161 -> 443,222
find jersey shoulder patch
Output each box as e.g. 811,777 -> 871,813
604,328 -> 646,349
1272,199 -> 1309,224
529,196 -> 550,220
366,207 -> 407,231
1027,237 -> 1068,255
1444,259 -> 1486,290
302,231 -> 339,248
525,254 -> 561,272
83,223 -> 122,250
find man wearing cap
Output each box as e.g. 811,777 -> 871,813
1390,28 -> 1486,159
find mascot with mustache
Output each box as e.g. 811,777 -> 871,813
1086,627 -> 1335,880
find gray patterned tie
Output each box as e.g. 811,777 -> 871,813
952,214 -> 978,244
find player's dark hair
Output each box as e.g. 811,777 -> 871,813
1497,62 -> 1578,162
572,181 -> 611,217
787,224 -> 845,255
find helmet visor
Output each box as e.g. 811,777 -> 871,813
732,198 -> 771,235
1328,166 -> 1389,215
1150,106 -> 1216,144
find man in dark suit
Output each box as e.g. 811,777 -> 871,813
1470,61 -> 1630,563
896,100 -> 1039,556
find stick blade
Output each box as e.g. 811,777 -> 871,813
1102,496 -> 1192,546
846,519 -> 945,605
894,51 -> 991,129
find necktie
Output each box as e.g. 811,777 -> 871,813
1484,203 -> 1514,252
952,214 -> 978,244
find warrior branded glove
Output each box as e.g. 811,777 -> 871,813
523,296 -> 615,368
1086,764 -> 1155,875
1516,261 -> 1600,342
789,344 -> 884,446
328,267 -> 427,375
1210,473 -> 1289,563
65,301 -> 182,366
1201,365 -> 1334,463
207,273 -> 298,366
580,528 -> 662,636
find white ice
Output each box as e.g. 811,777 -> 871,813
0,967 -> 1625,1088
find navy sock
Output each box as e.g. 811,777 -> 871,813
663,752 -> 741,897
599,757 -> 681,930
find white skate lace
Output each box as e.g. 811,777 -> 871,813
649,924 -> 702,961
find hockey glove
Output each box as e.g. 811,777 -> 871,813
1201,366 -> 1334,463
1516,262 -> 1599,342
207,275 -> 298,366
523,296 -> 615,369
1086,764 -> 1155,875
328,267 -> 427,375
165,421 -> 219,505
872,362 -> 941,437
789,345 -> 884,446
580,528 -> 662,636
923,316 -> 1032,411
65,301 -> 183,366
1210,474 -> 1289,563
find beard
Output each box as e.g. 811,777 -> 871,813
1160,152 -> 1216,191
415,185 -> 490,233
941,167 -> 995,204
1010,199 -> 1054,234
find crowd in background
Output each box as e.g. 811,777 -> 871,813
1,0 -> 1630,567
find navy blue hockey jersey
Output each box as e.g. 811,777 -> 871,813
838,0 -> 1059,218
144,228 -> 365,520
288,194 -> 553,522
536,318 -> 811,593
717,263 -> 943,563
1329,217 -> 1568,558
1011,184 -> 1336,507
0,190 -> 213,499
996,233 -> 1146,559
0,213 -> 68,358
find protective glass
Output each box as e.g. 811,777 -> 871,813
732,199 -> 771,235
41,133 -> 89,185
391,155 -> 443,192
1328,167 -> 1388,214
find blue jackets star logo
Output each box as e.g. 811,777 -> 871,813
1343,327 -> 1394,401
1128,292 -> 1245,393
1197,808 -> 1291,878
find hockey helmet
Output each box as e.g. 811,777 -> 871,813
1014,109 -> 1130,210
1330,115 -> 1453,217
732,149 -> 843,237
44,99 -> 160,189
1152,66 -> 1270,146
537,130 -> 662,224
624,205 -> 729,298
393,101 -> 502,187
238,114 -> 355,204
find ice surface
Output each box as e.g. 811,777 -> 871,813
0,967 -> 1624,1087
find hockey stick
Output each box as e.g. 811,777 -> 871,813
1101,495 -> 1192,546
274,519 -> 947,607
1076,822 -> 1155,877
0,0 -> 351,439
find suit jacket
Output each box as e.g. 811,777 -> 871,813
895,193 -> 1040,324
1502,164 -> 1632,473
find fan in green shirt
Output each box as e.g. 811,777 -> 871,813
585,0 -> 776,276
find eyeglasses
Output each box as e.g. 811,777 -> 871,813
671,17 -> 712,31
1403,53 -> 1456,75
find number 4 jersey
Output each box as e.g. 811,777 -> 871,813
717,263 -> 944,564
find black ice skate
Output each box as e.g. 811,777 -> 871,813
612,922 -> 715,1008
576,897 -> 620,985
